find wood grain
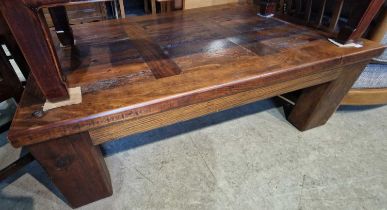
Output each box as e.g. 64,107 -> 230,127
288,61 -> 370,131
91,66 -> 342,144
28,132 -> 112,208
342,88 -> 387,106
0,0 -> 69,101
7,3 -> 385,148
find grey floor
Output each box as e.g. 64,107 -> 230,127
1,99 -> 387,210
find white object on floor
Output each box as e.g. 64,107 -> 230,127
257,13 -> 274,18
328,38 -> 363,48
43,87 -> 82,111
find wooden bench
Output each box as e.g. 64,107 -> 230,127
0,0 -> 385,208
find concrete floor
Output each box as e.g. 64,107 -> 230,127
1,99 -> 387,210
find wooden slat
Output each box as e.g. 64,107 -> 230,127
295,0 -> 302,15
286,0 -> 293,14
304,0 -> 313,23
48,6 -> 74,47
328,0 -> 344,32
316,0 -> 327,27
338,0 -> 385,43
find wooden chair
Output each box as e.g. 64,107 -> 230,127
342,7 -> 387,105
145,0 -> 175,14
258,0 -> 385,44
0,13 -> 34,182
258,0 -> 386,107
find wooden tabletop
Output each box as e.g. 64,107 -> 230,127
9,3 -> 384,147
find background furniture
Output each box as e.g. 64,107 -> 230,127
259,0 -> 384,44
0,1 -> 384,208
44,2 -> 110,26
342,7 -> 387,105
144,0 -> 182,14
0,12 -> 34,183
258,0 -> 387,106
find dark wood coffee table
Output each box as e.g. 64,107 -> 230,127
1,2 -> 385,208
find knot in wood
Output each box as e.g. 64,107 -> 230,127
55,156 -> 72,170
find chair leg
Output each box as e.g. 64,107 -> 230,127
0,153 -> 34,181
119,0 -> 125,18
151,0 -> 157,14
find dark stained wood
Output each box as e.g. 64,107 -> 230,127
258,0 -> 278,16
0,0 -> 69,101
342,9 -> 387,106
91,66 -> 343,144
0,153 -> 34,182
4,3 -> 386,208
288,61 -> 370,131
276,0 -> 385,44
48,6 -> 75,47
328,0 -> 344,32
304,0 -> 312,22
337,0 -> 385,44
7,4 -> 385,147
28,132 -> 112,208
316,0 -> 327,27
44,3 -> 109,27
124,23 -> 181,78
0,13 -> 30,78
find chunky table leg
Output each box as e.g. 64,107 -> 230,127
287,61 -> 369,131
28,132 -> 112,208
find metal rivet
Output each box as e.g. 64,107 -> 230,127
32,110 -> 44,118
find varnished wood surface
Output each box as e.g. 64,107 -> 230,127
28,132 -> 112,208
342,88 -> 387,105
91,66 -> 342,144
288,61 -> 369,131
9,3 -> 385,147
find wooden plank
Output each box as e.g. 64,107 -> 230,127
90,66 -> 342,144
0,153 -> 34,182
304,0 -> 312,23
316,0 -> 327,27
124,23 -> 181,78
28,132 -> 112,208
342,88 -> 387,105
48,6 -> 75,47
